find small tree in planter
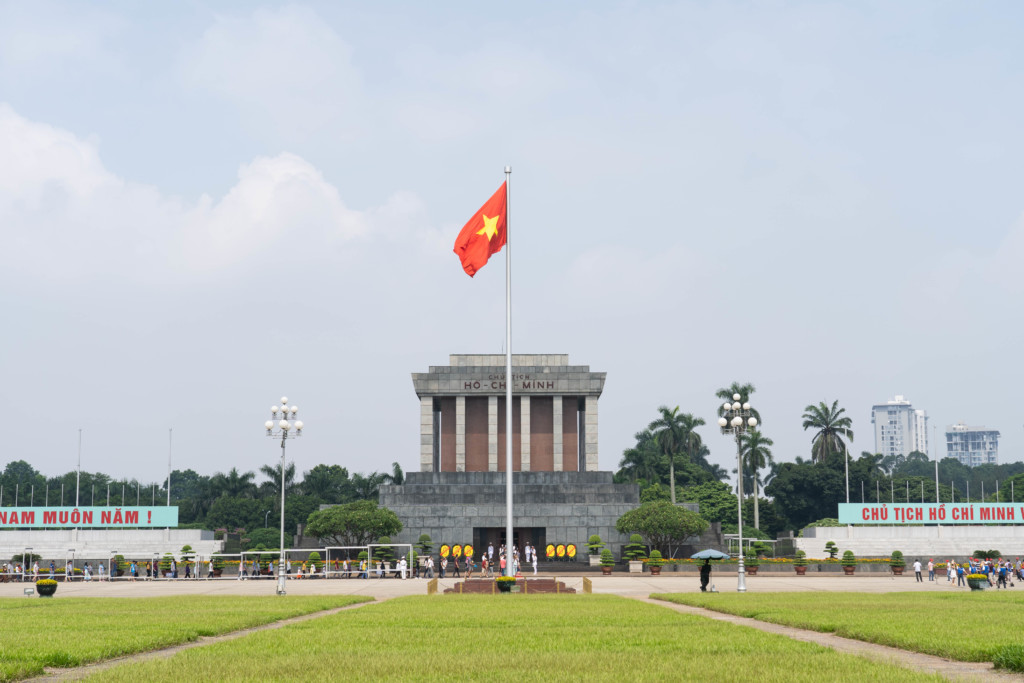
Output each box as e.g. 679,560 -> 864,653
624,534 -> 646,573
794,550 -> 808,575
824,541 -> 839,560
159,553 -> 173,577
890,550 -> 906,575
587,535 -> 605,566
307,551 -> 322,577
600,548 -> 615,575
212,556 -> 225,577
744,548 -> 760,575
647,550 -> 664,575
841,550 -> 856,575
416,534 -> 433,556
113,555 -> 126,577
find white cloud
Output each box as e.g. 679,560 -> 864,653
0,104 -> 414,283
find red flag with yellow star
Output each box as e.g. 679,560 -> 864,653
453,182 -> 507,277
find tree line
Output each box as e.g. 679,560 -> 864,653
0,459 -> 405,537
615,382 -> 1024,537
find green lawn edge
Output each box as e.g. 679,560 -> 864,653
0,595 -> 372,681
651,591 -> 1024,670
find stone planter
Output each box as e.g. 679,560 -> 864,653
601,565 -> 613,575
629,561 -> 644,574
842,566 -> 856,575
36,582 -> 57,597
746,566 -> 758,576
891,566 -> 904,575
588,555 -> 602,567
649,565 -> 662,576
497,580 -> 513,593
794,566 -> 807,575
967,578 -> 987,591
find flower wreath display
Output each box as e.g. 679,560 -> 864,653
545,544 -> 556,558
440,545 -> 450,558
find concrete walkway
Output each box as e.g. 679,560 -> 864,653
2,570 -> 992,599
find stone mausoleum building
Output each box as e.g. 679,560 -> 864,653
379,354 -> 640,561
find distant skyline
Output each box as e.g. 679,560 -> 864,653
2,2 -> 1023,486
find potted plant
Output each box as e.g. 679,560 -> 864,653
113,555 -> 126,577
967,573 -> 988,591
794,550 -> 808,575
600,548 -> 615,575
496,575 -> 516,593
35,578 -> 58,597
624,534 -> 646,573
212,556 -> 225,577
416,534 -> 433,567
648,550 -> 664,576
824,541 -> 839,560
587,535 -> 605,567
890,550 -> 906,576
841,550 -> 856,575
744,548 -> 759,576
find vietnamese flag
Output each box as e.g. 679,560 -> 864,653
453,182 -> 507,277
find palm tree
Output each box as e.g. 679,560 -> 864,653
739,430 -> 774,529
211,468 -> 257,499
258,462 -> 297,499
381,462 -> 404,486
618,429 -> 662,485
351,472 -> 388,501
715,382 -> 762,425
648,406 -> 692,504
678,413 -> 707,477
801,400 -> 854,463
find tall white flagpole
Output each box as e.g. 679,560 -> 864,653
76,429 -> 82,508
504,165 -> 513,578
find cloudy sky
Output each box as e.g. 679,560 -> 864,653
2,1 -> 1023,490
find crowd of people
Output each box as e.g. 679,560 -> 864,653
941,557 -> 1023,588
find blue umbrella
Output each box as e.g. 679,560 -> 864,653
691,549 -> 730,560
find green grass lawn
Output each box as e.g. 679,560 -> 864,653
653,591 -> 1024,666
83,595 -> 941,682
0,595 -> 369,681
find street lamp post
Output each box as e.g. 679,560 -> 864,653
265,396 -> 303,596
264,510 -> 271,528
718,393 -> 758,593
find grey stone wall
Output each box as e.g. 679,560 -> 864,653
379,471 -> 640,562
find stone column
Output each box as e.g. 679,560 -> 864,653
520,396 -> 531,471
455,396 -> 466,472
420,396 -> 434,472
488,396 -> 498,471
553,395 -> 563,471
584,396 -> 599,471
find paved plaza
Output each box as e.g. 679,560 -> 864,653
1,571 -> 986,600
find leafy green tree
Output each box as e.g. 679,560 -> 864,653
678,481 -> 737,525
739,429 -> 774,530
304,500 -> 402,546
764,458 -> 845,530
615,501 -> 708,555
210,468 -> 258,499
802,400 -> 853,463
301,464 -> 353,504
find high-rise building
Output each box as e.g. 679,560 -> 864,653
946,422 -> 999,467
871,395 -> 929,457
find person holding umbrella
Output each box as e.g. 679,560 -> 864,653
700,559 -> 712,592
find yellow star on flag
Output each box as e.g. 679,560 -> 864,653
477,214 -> 500,240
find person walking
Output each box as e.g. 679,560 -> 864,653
699,559 -> 712,592
927,559 -> 934,581
913,559 -> 922,582
451,555 -> 460,578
